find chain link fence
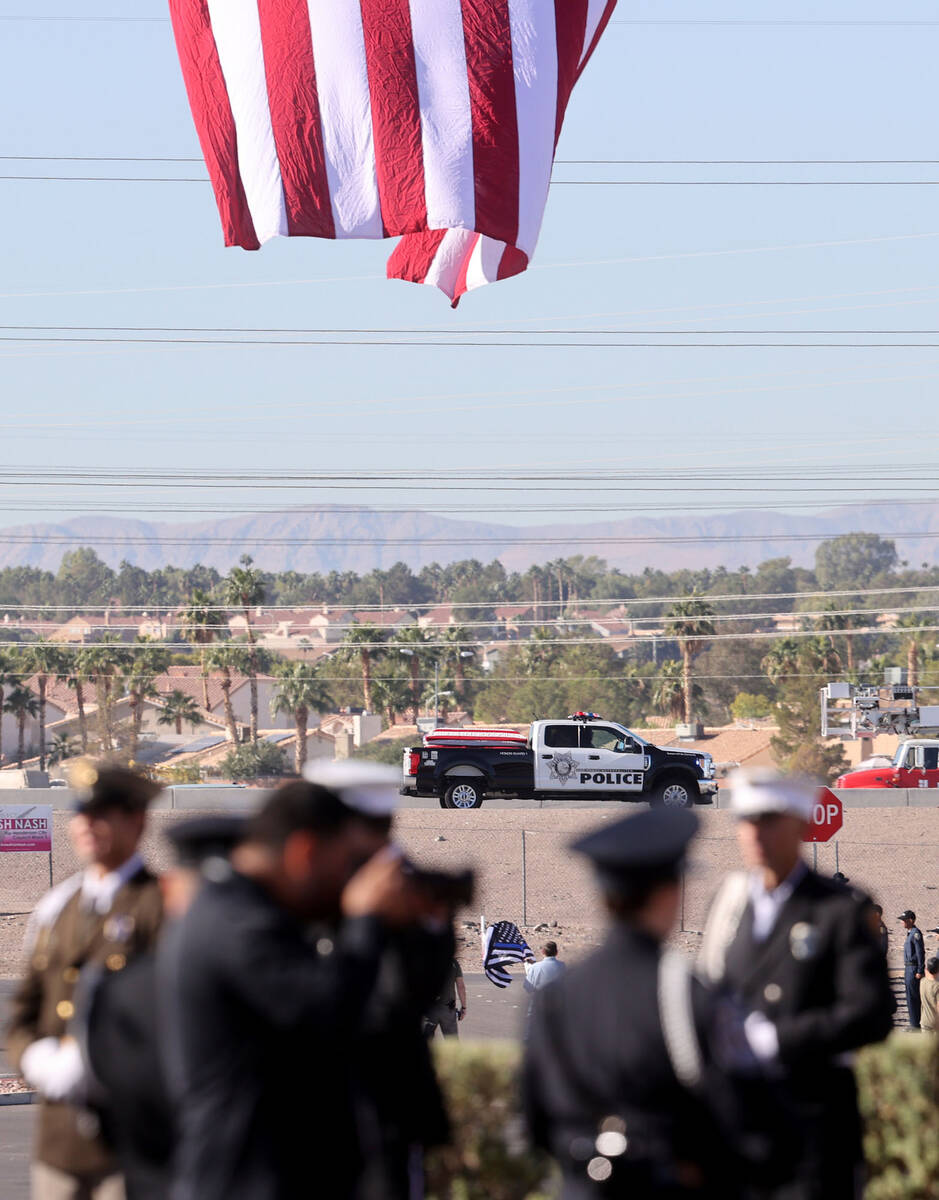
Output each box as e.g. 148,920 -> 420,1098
3,816 -> 935,983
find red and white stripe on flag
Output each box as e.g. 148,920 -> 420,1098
168,0 -> 617,304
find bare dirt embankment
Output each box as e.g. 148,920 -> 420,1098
2,807 -> 937,977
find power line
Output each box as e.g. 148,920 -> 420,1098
1,584 -> 937,615
4,14 -> 936,25
0,623 -> 933,650
0,337 -> 933,349
13,602 -> 939,634
3,175 -> 937,186
0,531 -> 934,548
4,156 -> 937,166
0,671 -> 932,688
4,325 -> 937,336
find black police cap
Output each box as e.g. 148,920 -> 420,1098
72,764 -> 163,816
571,808 -> 698,879
165,815 -> 249,867
898,910 -> 917,922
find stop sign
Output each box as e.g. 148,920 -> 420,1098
803,787 -> 844,843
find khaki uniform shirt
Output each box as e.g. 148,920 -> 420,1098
920,977 -> 939,1032
7,865 -> 162,1176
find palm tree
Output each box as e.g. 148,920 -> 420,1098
272,662 -> 333,773
181,588 -> 225,709
518,627 -> 558,675
27,639 -> 65,772
651,660 -> 690,723
898,612 -> 935,688
666,594 -> 715,725
0,648 -> 18,766
802,636 -> 843,678
207,642 -> 251,745
63,647 -> 93,754
441,625 -> 474,702
338,623 -> 385,712
157,689 -> 203,736
4,686 -> 38,767
85,635 -> 128,753
761,637 -> 803,687
369,666 -> 413,729
223,556 -> 266,743
48,732 -> 77,767
815,602 -> 865,676
393,626 -> 432,723
126,640 -> 170,755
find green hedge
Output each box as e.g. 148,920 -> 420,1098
857,1033 -> 939,1200
426,1041 -> 553,1200
427,1034 -> 938,1200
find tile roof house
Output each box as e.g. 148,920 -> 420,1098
153,666 -> 299,732
350,609 -> 415,631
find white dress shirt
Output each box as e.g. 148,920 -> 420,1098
523,956 -> 566,991
749,860 -> 807,943
80,851 -> 144,914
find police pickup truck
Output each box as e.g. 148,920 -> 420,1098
401,712 -> 718,809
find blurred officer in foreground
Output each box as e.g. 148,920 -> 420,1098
160,765 -> 455,1200
898,909 -> 925,1029
699,769 -> 895,1200
78,816 -> 247,1200
303,761 -> 460,1200
7,763 -> 163,1200
524,808 -> 770,1198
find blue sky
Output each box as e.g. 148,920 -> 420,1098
0,0 -> 936,534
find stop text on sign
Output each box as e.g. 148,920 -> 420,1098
814,802 -> 841,825
803,788 -> 844,843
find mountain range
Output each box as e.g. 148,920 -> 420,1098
0,504 -> 934,575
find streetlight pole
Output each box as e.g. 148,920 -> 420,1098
434,660 -> 439,725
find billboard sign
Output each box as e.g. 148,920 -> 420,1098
0,805 -> 53,853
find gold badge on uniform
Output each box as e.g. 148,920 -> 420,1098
106,953 -> 126,972
789,922 -> 820,961
56,1000 -> 75,1020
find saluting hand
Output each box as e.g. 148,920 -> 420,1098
341,847 -> 425,927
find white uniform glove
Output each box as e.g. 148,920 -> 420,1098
743,1011 -> 780,1062
20,1037 -> 88,1102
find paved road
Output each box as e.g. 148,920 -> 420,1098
402,794 -> 653,810
1,979 -> 15,1074
0,1107 -> 32,1200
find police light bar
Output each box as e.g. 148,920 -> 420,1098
569,711 -> 603,722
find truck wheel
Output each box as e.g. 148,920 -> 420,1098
651,777 -> 695,809
442,781 -> 485,810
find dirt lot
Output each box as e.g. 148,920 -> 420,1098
2,806 -> 937,976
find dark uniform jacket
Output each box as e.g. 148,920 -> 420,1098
7,865 -> 162,1176
158,872 -> 387,1200
706,869 -> 895,1200
904,926 -> 925,974
83,953 -> 173,1200
353,925 -> 453,1200
523,925 -> 754,1199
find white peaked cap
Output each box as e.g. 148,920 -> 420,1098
302,759 -> 400,817
726,766 -> 816,821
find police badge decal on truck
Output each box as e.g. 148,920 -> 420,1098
401,713 -> 718,810
547,752 -> 577,785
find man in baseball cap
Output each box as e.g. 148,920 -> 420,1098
898,910 -> 926,1028
699,767 -> 894,1199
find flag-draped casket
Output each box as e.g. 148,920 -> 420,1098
169,0 -> 618,303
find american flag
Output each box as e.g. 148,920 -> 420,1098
483,920 -> 532,988
168,0 -> 618,304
